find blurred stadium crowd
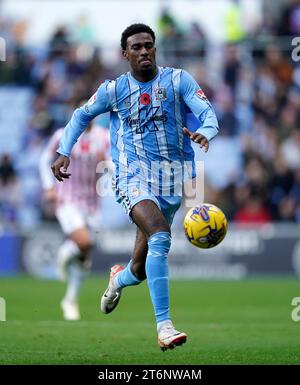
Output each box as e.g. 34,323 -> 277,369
0,0 -> 300,229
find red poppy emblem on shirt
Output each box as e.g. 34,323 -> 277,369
140,93 -> 151,105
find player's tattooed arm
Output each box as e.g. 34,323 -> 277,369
51,154 -> 71,182
183,127 -> 209,152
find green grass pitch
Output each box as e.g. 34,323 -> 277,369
0,276 -> 300,364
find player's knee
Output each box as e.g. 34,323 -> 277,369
148,231 -> 171,254
77,241 -> 93,257
147,221 -> 170,238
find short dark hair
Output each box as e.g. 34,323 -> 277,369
121,23 -> 155,50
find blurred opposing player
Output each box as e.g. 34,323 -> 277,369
39,105 -> 109,320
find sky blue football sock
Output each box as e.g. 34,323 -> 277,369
116,260 -> 143,288
146,231 -> 171,324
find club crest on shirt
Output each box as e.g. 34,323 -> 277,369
154,87 -> 167,101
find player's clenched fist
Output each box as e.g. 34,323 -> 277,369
51,154 -> 71,182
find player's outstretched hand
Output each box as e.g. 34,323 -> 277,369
51,154 -> 71,182
183,127 -> 209,152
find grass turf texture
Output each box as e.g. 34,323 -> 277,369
0,276 -> 300,364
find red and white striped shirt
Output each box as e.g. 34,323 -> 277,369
40,125 -> 110,212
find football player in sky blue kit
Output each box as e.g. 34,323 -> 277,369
51,24 -> 219,351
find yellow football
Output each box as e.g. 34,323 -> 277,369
183,203 -> 228,249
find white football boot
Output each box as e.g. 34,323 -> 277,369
158,321 -> 187,351
100,265 -> 124,314
60,298 -> 80,321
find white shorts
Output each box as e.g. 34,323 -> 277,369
56,204 -> 100,235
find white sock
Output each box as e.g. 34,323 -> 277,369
64,262 -> 90,303
58,239 -> 92,303
157,319 -> 172,333
58,239 -> 81,269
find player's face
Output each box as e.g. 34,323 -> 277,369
123,32 -> 156,75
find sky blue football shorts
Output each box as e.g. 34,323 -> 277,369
113,177 -> 182,225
